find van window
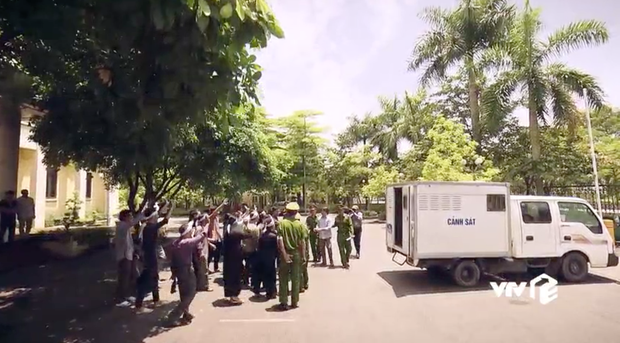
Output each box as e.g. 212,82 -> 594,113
487,194 -> 506,212
558,202 -> 603,234
403,195 -> 408,209
520,202 -> 552,224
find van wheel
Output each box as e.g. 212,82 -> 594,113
561,253 -> 588,283
452,260 -> 481,287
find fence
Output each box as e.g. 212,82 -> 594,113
545,185 -> 620,216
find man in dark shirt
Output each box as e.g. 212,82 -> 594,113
254,216 -> 278,299
0,191 -> 17,244
135,207 -> 170,311
164,223 -> 206,327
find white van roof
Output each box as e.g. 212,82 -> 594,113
511,195 -> 588,203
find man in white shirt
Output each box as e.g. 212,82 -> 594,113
16,189 -> 35,237
114,209 -> 146,307
314,207 -> 334,267
350,205 -> 364,259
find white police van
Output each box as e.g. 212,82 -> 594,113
385,181 -> 618,287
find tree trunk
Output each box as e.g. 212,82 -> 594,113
466,57 -> 481,144
528,94 -> 544,195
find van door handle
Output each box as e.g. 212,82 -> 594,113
526,236 -> 534,241
563,236 -> 572,241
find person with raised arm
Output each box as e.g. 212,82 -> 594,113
164,223 -> 208,327
135,201 -> 172,312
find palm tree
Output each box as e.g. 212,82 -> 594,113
408,0 -> 515,143
337,112 -> 378,149
371,89 -> 437,162
483,0 -> 608,194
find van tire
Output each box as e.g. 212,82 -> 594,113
452,260 -> 481,287
561,253 -> 588,283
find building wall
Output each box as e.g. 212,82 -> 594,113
17,122 -> 119,228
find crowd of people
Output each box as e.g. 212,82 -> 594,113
113,200 -> 365,327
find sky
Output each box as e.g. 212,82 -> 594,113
255,0 -> 620,141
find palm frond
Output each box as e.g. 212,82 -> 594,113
546,78 -> 578,127
546,63 -> 605,108
542,20 -> 609,60
481,69 -> 520,128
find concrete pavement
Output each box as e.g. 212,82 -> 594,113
143,220 -> 620,343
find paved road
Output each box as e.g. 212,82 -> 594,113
143,220 -> 620,343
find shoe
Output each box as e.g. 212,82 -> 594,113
116,300 -> 132,308
344,264 -> 350,269
206,287 -> 214,292
183,312 -> 195,323
356,254 -> 360,259
266,294 -> 276,299
127,296 -> 136,303
229,297 -> 243,305
300,288 -> 305,293
275,303 -> 289,311
135,307 -> 149,314
290,304 -> 299,309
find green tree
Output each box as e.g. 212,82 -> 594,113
483,0 -> 608,193
418,116 -> 498,181
362,165 -> 399,199
5,0 -> 284,211
408,0 -> 516,143
271,111 -> 328,205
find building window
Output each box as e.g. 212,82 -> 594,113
45,168 -> 58,199
86,172 -> 93,199
487,194 -> 506,212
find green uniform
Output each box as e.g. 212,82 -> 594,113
305,215 -> 319,262
334,214 -> 353,267
299,216 -> 310,291
277,217 -> 306,306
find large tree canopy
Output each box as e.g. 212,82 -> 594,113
0,0 -> 284,210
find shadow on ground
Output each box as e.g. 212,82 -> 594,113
377,269 -> 620,298
0,248 -> 177,343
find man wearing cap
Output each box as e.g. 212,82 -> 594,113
333,206 -> 353,269
276,202 -> 306,310
350,205 -> 364,259
164,223 -> 207,326
305,205 -> 319,263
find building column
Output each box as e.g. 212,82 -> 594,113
105,185 -> 119,226
0,100 -> 21,193
75,169 -> 87,218
33,148 -> 47,228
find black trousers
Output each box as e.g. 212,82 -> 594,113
353,226 -> 362,255
242,251 -> 257,285
253,255 -> 277,296
136,265 -> 160,308
0,221 -> 16,243
208,241 -> 222,271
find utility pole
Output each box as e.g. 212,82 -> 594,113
583,88 -> 603,215
302,114 -> 307,211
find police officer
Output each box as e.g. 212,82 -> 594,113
295,212 -> 309,293
305,205 -> 319,262
276,202 -> 306,310
334,206 -> 353,269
